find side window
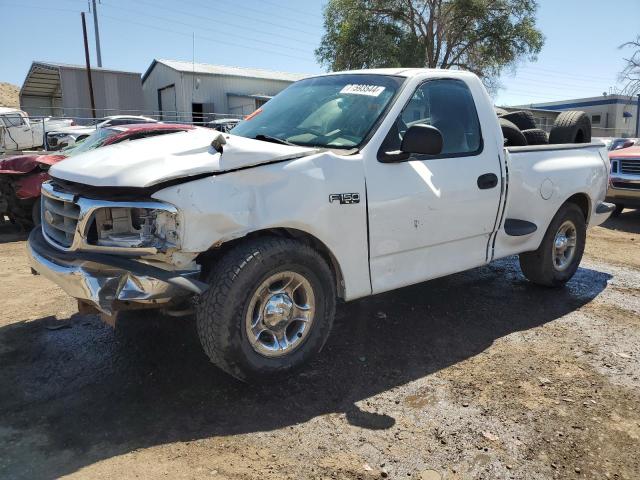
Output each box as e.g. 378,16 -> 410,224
3,114 -> 25,128
383,79 -> 482,156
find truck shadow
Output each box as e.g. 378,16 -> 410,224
600,209 -> 640,234
0,257 -> 611,479
0,221 -> 29,243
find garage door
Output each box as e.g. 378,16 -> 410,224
159,85 -> 177,121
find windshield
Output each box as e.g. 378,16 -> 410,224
63,128 -> 118,156
231,74 -> 404,149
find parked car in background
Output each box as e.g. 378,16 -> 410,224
206,118 -> 242,133
607,145 -> 640,216
46,115 -> 159,150
0,123 -> 193,227
0,107 -> 74,153
610,138 -> 638,151
28,68 -> 613,381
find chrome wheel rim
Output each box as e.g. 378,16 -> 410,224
245,271 -> 315,357
552,220 -> 577,271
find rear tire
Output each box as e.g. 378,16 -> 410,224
519,203 -> 586,287
196,236 -> 336,382
522,128 -> 549,145
499,110 -> 537,131
549,111 -> 591,144
500,118 -> 528,147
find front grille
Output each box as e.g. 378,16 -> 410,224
612,182 -> 640,190
620,159 -> 640,175
42,188 -> 80,248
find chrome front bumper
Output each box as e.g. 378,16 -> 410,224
27,228 -> 206,315
606,173 -> 640,207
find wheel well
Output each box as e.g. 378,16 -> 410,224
199,228 -> 346,299
564,193 -> 590,222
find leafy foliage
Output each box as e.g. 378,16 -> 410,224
316,0 -> 544,90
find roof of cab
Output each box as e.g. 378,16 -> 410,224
315,68 -> 477,78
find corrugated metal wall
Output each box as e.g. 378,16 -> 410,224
60,68 -> 144,122
142,62 -> 295,122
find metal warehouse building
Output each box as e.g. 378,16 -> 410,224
20,61 -> 144,122
141,59 -> 307,122
516,94 -> 640,138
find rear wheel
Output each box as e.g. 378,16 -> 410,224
196,236 -> 336,382
519,203 -> 586,287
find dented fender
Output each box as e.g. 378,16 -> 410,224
151,151 -> 373,301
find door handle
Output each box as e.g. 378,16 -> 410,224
477,173 -> 498,189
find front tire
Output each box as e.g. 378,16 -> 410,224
519,203 -> 586,287
196,236 -> 336,382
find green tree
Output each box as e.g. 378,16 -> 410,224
316,0 -> 544,90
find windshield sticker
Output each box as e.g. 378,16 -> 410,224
340,84 -> 386,97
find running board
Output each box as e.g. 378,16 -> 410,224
504,219 -> 537,236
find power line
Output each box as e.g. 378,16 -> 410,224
100,1 -> 314,55
100,13 -> 314,63
516,65 -> 615,83
0,1 -> 82,14
184,0 -> 323,30
129,0 -> 321,40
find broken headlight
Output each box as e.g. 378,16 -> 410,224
88,207 -> 179,251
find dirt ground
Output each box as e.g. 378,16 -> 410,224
0,82 -> 19,108
1,212 -> 639,480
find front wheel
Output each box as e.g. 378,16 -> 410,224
196,236 -> 336,382
519,203 -> 586,287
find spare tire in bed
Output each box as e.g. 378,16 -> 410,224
549,111 -> 591,144
495,107 -> 508,116
522,128 -> 549,145
499,110 -> 537,131
500,118 -> 528,147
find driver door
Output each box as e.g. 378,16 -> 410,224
1,113 -> 34,150
365,78 -> 502,294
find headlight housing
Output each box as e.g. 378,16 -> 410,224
88,207 -> 179,250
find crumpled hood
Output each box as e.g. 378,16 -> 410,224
50,128 -> 319,188
0,153 -> 66,175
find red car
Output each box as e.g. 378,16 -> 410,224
0,123 -> 194,228
607,145 -> 640,216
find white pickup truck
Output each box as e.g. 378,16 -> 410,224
28,69 -> 614,381
0,107 -> 73,153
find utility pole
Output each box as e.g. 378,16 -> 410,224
81,12 -> 97,119
92,0 -> 102,67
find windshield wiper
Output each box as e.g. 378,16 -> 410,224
253,134 -> 297,146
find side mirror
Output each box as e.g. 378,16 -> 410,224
401,124 -> 443,155
379,124 -> 443,163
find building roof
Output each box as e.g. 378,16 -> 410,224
20,61 -> 141,98
515,94 -> 640,111
142,59 -> 308,83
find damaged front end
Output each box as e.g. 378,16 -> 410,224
28,181 -> 207,317
28,227 -> 205,316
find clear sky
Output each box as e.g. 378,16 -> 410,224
1,0 -> 638,107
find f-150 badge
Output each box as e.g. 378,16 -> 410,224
329,193 -> 360,204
